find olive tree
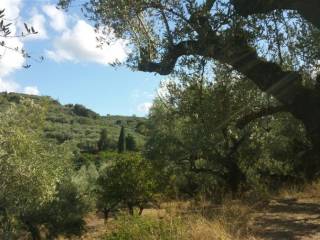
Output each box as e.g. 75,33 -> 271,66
146,67 -> 310,199
59,0 -> 320,168
96,153 -> 156,219
0,99 -> 80,239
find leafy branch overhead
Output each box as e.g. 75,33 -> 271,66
0,8 -> 43,69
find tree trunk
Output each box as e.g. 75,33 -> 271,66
25,222 -> 41,240
226,160 -> 246,199
128,204 -> 134,216
103,208 -> 110,224
296,100 -> 320,178
290,94 -> 320,175
138,206 -> 144,216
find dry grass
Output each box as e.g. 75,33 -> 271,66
278,180 -> 320,199
56,181 -> 320,239
100,200 -> 257,240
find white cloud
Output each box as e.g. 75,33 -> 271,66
0,0 -> 22,18
0,42 -> 26,77
137,102 -> 153,114
0,0 -> 25,77
0,0 -> 40,94
23,86 -> 40,95
46,20 -> 128,65
42,4 -> 67,32
0,78 -> 20,92
0,78 -> 40,95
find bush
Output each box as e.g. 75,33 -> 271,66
42,181 -> 88,238
96,153 -> 156,219
72,104 -> 99,118
19,181 -> 88,240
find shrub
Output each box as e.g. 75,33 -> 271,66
96,153 -> 156,219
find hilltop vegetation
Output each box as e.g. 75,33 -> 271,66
0,92 -> 147,152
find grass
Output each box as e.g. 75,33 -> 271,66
103,200 -> 256,240
278,180 -> 320,199
50,182 -> 320,239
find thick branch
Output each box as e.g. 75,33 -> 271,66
203,0 -> 217,13
236,105 -> 287,129
138,30 -> 308,110
232,0 -> 320,30
138,40 -> 200,75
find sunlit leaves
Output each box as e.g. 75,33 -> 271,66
0,99 -> 73,224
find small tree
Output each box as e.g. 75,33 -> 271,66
96,153 -> 156,219
98,128 -> 109,151
126,134 -> 137,151
117,126 -> 126,153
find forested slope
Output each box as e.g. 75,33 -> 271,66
0,92 -> 147,151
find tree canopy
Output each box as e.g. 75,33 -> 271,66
59,0 -> 320,163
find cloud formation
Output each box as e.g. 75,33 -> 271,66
43,6 -> 128,65
0,0 -> 40,94
0,78 -> 20,92
0,1 -> 129,95
42,4 -> 67,32
23,86 -> 40,95
46,20 -> 128,65
137,102 -> 153,114
0,0 -> 25,77
0,78 -> 40,95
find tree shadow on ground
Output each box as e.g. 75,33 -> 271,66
254,198 -> 320,240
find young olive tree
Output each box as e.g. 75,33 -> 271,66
96,153 -> 156,220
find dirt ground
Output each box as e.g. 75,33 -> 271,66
251,197 -> 320,240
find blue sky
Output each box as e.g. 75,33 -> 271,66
0,0 -> 164,116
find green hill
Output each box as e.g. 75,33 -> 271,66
0,92 -> 147,152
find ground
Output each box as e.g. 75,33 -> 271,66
251,197 -> 320,240
63,194 -> 320,240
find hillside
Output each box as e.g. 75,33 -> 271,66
0,92 -> 147,151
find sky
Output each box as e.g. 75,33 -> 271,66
0,0 -> 164,116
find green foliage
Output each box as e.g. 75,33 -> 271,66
0,92 -> 146,152
71,104 -> 99,118
72,163 -> 99,209
40,181 -> 88,238
96,153 -> 156,216
126,134 -> 137,151
135,121 -> 147,135
20,180 -> 88,239
117,126 -> 126,153
145,68 -> 311,199
104,215 -> 184,240
98,128 -> 110,151
0,98 -> 75,238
